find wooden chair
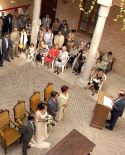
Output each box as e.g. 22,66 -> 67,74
13,101 -> 29,127
29,91 -> 41,112
0,110 -> 21,154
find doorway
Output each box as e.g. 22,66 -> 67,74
40,0 -> 58,24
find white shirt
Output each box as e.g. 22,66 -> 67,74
5,38 -> 8,49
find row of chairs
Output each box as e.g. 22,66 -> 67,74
0,91 -> 41,154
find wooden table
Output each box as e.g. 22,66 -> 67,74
46,129 -> 95,155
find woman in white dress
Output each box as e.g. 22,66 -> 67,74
56,85 -> 69,122
30,103 -> 50,149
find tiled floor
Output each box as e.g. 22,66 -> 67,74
0,54 -> 125,155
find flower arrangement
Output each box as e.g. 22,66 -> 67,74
45,114 -> 55,127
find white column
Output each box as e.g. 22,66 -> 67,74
31,0 -> 42,46
78,0 -> 113,87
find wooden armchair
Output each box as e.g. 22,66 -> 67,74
13,101 -> 29,127
0,110 -> 21,154
29,91 -> 41,112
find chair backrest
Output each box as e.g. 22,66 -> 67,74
0,110 -> 10,130
13,101 -> 26,120
29,92 -> 40,112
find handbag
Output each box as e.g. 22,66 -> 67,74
58,58 -> 62,62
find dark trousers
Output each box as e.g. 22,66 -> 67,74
22,140 -> 30,155
2,48 -> 10,63
109,108 -> 120,130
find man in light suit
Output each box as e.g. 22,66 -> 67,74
106,90 -> 125,130
54,31 -> 64,49
20,113 -> 36,155
41,14 -> 51,29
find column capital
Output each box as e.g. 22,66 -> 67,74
97,0 -> 113,7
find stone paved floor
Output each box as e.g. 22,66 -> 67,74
0,55 -> 125,155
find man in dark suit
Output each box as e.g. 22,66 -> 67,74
5,14 -> 13,33
1,33 -> 12,65
105,90 -> 125,130
20,113 -> 36,155
47,91 -> 58,119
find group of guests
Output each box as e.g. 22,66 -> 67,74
20,83 -> 69,155
0,7 -> 31,67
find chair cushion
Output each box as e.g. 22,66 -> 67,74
3,127 -> 21,146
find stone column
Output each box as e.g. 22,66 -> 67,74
78,0 -> 113,86
31,0 -> 42,45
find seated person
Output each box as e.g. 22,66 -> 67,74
72,48 -> 88,75
44,44 -> 60,68
26,43 -> 36,62
47,91 -> 58,120
35,41 -> 49,65
98,51 -> 113,72
85,69 -> 106,96
67,45 -> 78,68
77,41 -> 86,51
90,58 -> 101,79
54,46 -> 69,75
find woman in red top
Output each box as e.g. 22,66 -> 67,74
45,44 -> 60,68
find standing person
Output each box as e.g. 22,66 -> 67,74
30,103 -> 50,149
105,90 -> 125,130
0,17 -> 3,38
44,83 -> 53,102
13,9 -> 19,28
19,28 -> 28,52
10,27 -> 20,59
54,31 -> 64,49
2,33 -> 12,64
1,12 -> 6,36
37,25 -> 46,43
52,18 -> 60,35
59,19 -> 68,30
44,28 -> 53,49
20,113 -> 36,155
26,43 -> 36,62
17,15 -> 26,30
0,37 -> 2,66
60,24 -> 69,45
56,85 -> 69,122
41,14 -> 51,29
47,91 -> 58,119
5,13 -> 13,33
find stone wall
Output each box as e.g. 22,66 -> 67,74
56,2 -> 125,77
56,0 -> 81,29
99,6 -> 125,77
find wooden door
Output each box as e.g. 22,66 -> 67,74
40,0 -> 58,23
